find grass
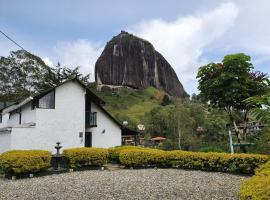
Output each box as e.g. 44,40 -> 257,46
90,86 -> 168,125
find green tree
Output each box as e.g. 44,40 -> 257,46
168,101 -> 196,150
197,53 -> 268,152
144,107 -> 169,137
0,50 -> 56,102
248,94 -> 270,123
53,62 -> 90,86
0,50 -> 91,103
202,108 -> 228,147
245,81 -> 270,154
245,80 -> 270,124
161,94 -> 171,106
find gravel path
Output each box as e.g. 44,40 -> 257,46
0,169 -> 248,200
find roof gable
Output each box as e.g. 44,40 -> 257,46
33,78 -> 105,105
2,78 -> 105,113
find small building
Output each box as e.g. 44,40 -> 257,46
151,136 -> 166,146
0,78 -> 131,153
122,128 -> 140,145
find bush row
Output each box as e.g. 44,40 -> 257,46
0,150 -> 51,175
240,161 -> 270,199
0,147 -> 269,175
118,148 -> 269,174
108,146 -> 141,163
119,148 -> 168,167
63,147 -> 108,168
0,148 -> 109,175
168,150 -> 268,174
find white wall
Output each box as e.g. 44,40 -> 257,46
7,112 -> 20,127
35,81 -> 85,152
0,132 -> 11,153
7,81 -> 86,153
0,113 -> 9,128
88,102 -> 122,148
5,103 -> 36,127
0,80 -> 122,153
9,127 -> 36,151
21,102 -> 36,124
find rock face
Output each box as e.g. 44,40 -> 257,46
95,31 -> 188,97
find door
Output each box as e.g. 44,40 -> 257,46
85,132 -> 92,147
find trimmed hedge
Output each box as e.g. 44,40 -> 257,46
119,148 -> 269,174
168,150 -> 268,174
108,146 -> 141,163
63,147 -> 108,168
0,150 -> 51,175
1,146 -> 268,179
240,161 -> 270,199
119,148 -> 169,167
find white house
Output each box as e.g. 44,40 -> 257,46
0,78 -> 132,153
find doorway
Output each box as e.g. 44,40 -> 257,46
85,132 -> 92,147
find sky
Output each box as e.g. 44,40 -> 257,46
1,0 -> 270,95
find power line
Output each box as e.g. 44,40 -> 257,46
0,30 -> 26,51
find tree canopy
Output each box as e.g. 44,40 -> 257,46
245,80 -> 270,124
197,53 -> 268,110
196,53 -> 269,151
0,50 -> 91,103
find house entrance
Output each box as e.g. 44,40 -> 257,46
85,132 -> 92,147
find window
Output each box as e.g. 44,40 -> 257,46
38,90 -> 55,109
85,112 -> 97,127
18,110 -> 21,124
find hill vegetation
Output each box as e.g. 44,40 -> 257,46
1,50 -> 269,154
90,85 -> 230,152
93,86 -> 169,125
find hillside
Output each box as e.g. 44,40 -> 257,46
91,86 -> 173,128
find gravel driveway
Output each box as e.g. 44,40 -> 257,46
0,169 -> 248,200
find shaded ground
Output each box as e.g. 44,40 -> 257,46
0,169 -> 248,200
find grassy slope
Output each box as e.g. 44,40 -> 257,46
91,86 -> 167,124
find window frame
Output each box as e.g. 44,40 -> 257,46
36,89 -> 55,109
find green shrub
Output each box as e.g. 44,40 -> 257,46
240,161 -> 270,199
108,146 -> 141,163
119,148 -> 268,174
168,151 -> 268,174
199,146 -> 224,153
63,147 -> 108,168
0,150 -> 51,175
119,148 -> 169,167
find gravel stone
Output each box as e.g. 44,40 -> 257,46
0,169 -> 248,200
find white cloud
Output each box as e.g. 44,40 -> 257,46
202,0 -> 270,73
128,2 -> 239,94
40,2 -> 239,94
52,40 -> 103,81
41,57 -> 54,67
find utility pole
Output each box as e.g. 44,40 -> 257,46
227,124 -> 234,154
178,122 -> 181,150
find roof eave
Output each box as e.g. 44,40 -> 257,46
2,97 -> 33,114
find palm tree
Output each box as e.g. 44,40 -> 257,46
245,80 -> 270,124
